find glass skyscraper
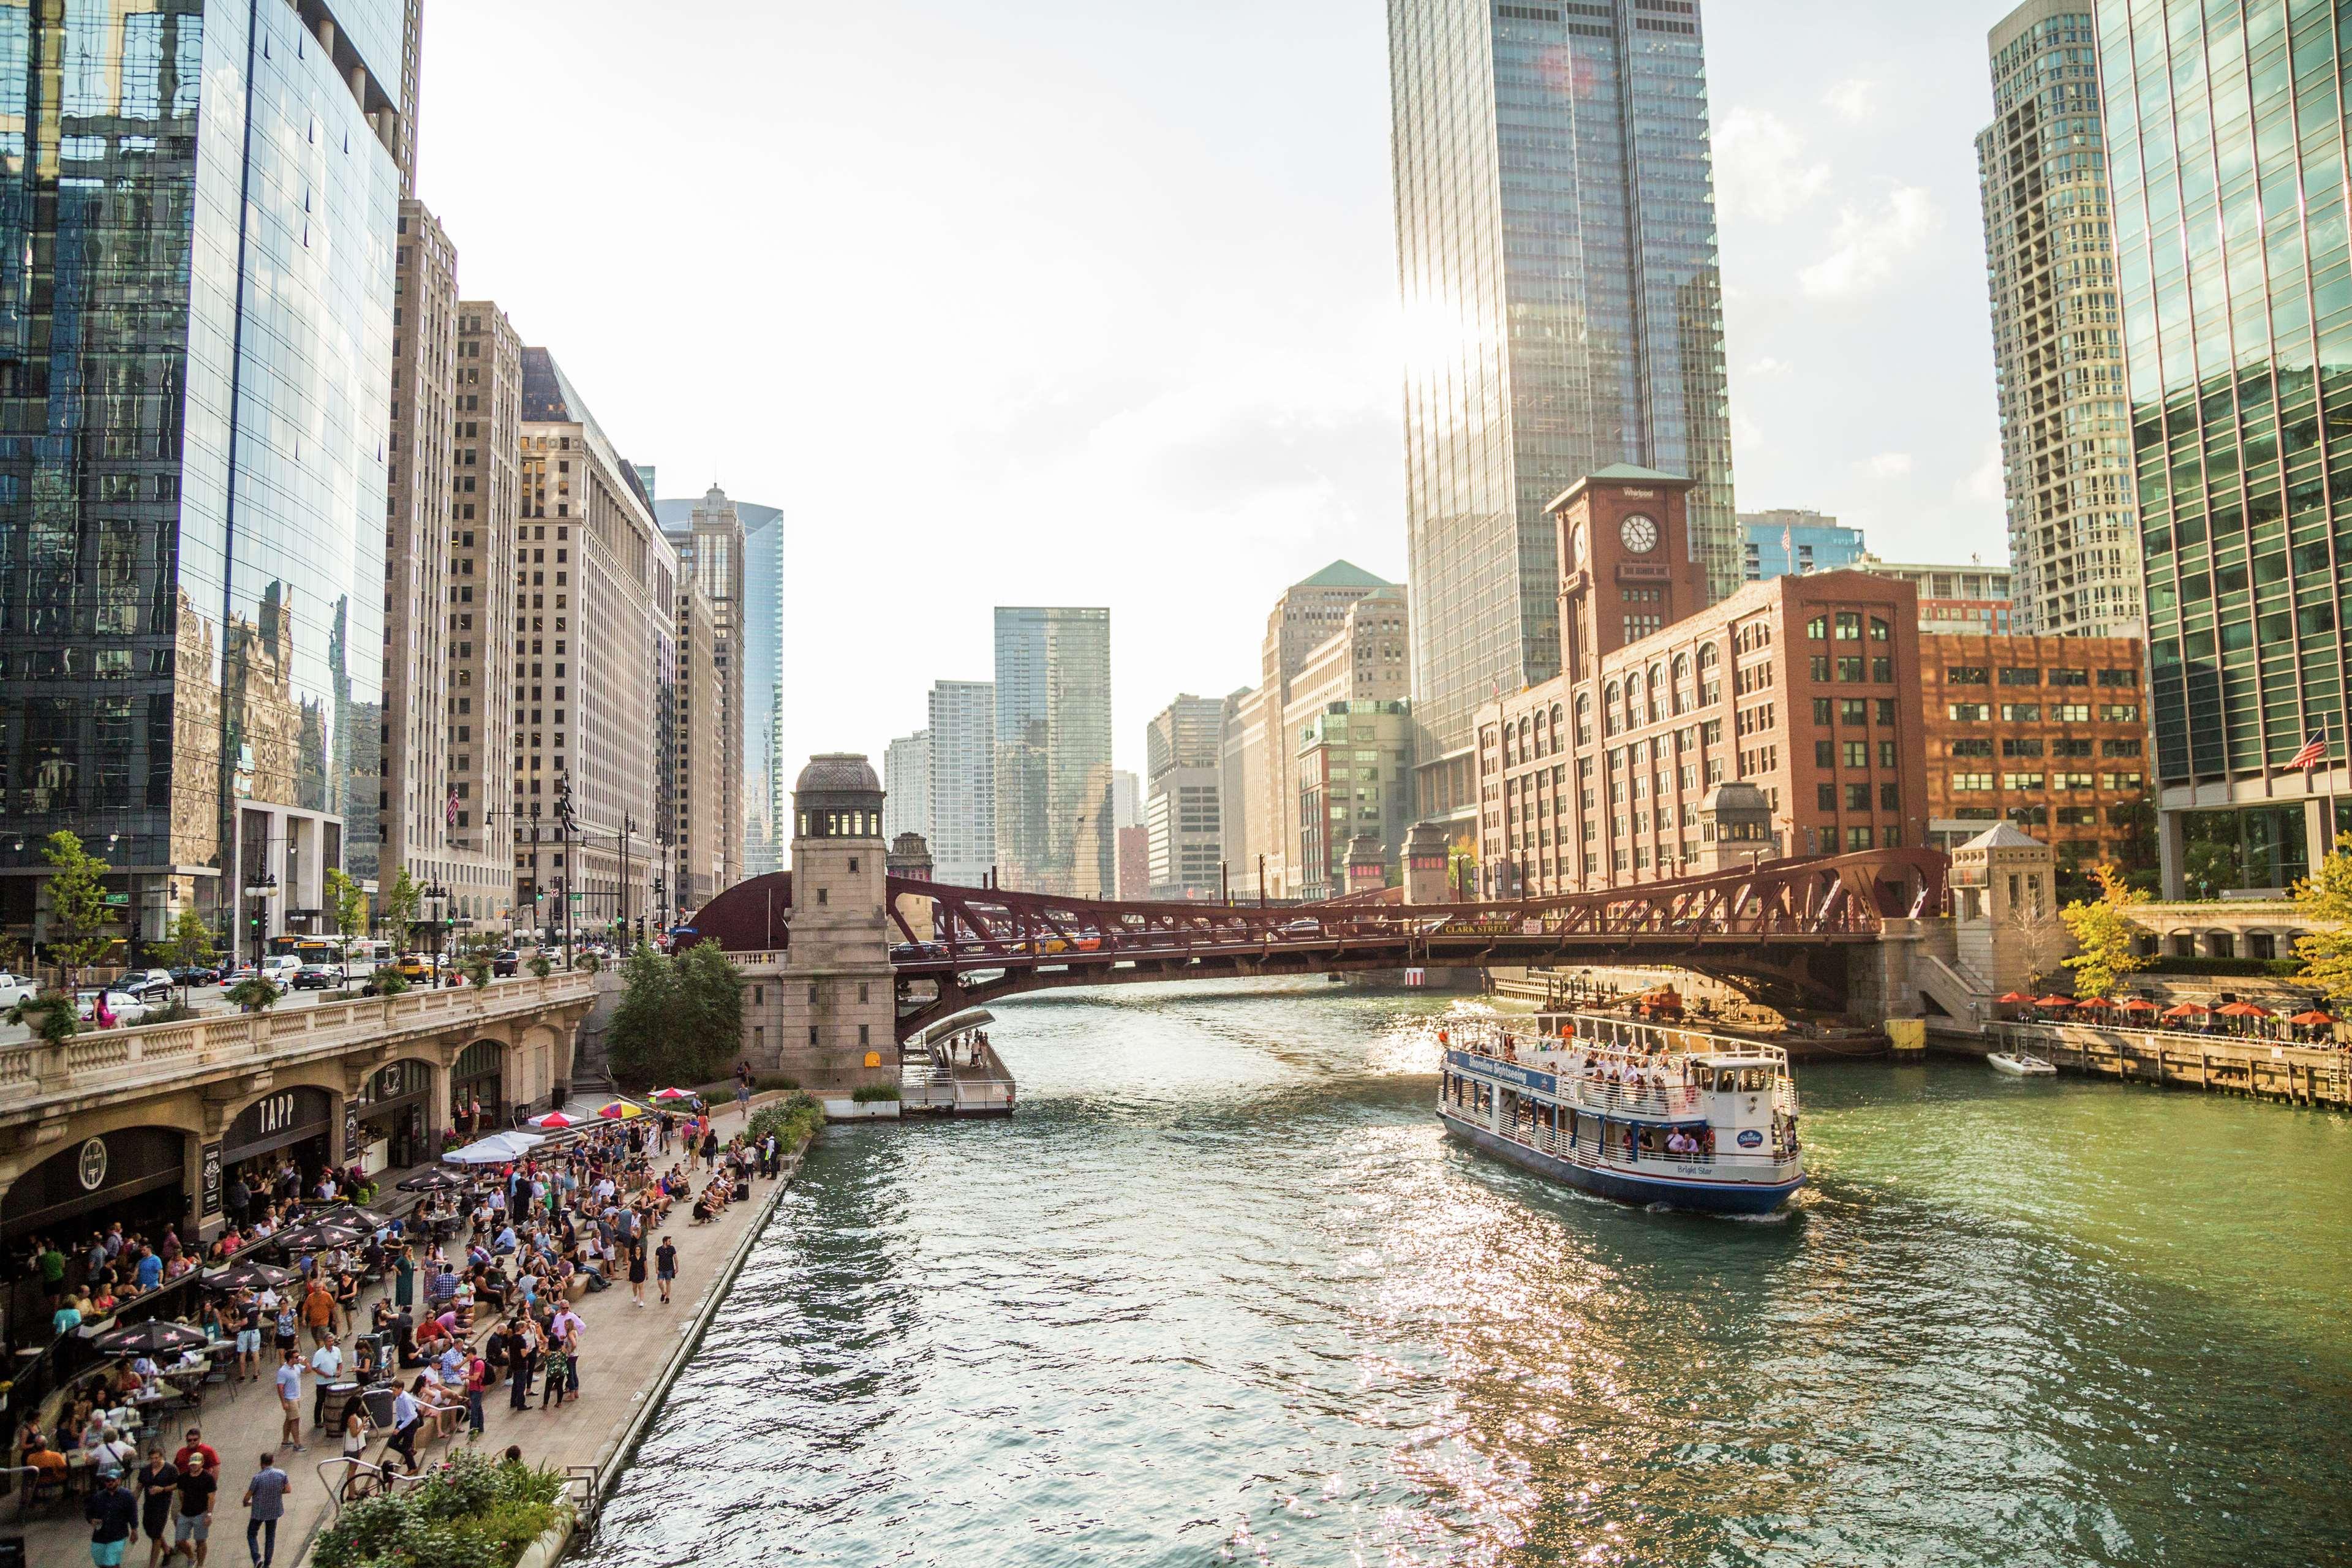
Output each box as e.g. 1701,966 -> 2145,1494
2100,0 -> 2352,894
0,1 -> 406,958
1389,0 -> 1737,810
992,606 -> 1112,896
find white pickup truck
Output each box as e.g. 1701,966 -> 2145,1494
0,971 -> 39,1009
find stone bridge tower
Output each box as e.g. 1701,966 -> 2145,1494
778,755 -> 898,1090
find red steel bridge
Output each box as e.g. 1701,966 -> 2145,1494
689,849 -> 1946,1042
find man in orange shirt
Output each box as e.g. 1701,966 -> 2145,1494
301,1278 -> 335,1347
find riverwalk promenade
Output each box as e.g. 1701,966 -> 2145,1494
14,1096 -> 791,1568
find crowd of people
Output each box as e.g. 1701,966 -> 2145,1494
14,1096 -> 799,1567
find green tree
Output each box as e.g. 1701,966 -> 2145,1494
677,941 -> 745,1082
2060,860 -> 2148,1001
380,867 -> 421,954
326,867 -> 368,980
2291,833 -> 2352,1005
604,942 -> 683,1088
165,908 -> 219,1008
226,974 -> 282,1014
40,829 -> 116,994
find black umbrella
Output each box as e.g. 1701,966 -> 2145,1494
202,1261 -> 297,1293
274,1221 -> 366,1253
309,1202 -> 394,1231
395,1169 -> 467,1193
90,1319 -> 211,1356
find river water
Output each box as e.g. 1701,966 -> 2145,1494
578,981 -> 2352,1567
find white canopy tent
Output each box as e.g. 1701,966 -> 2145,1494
441,1129 -> 546,1165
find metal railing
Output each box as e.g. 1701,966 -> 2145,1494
1467,1108 -> 1801,1177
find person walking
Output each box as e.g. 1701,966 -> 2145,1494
172,1452 -> 217,1567
463,1348 -> 489,1440
134,1446 -> 178,1568
385,1381 -> 424,1475
271,1352 -> 303,1452
627,1238 -> 647,1307
507,1319 -> 538,1412
85,1468 -> 138,1568
336,1408 -> 372,1501
240,1453 -> 288,1568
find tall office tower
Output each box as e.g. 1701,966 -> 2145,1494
1389,0 -> 1738,816
1739,509 -> 1866,581
510,351 -> 675,941
656,488 -> 783,878
0,1 -> 409,963
2099,0 -> 2351,895
662,486 -> 747,889
1112,769 -> 1142,832
926,681 -> 996,887
447,300 -> 523,914
671,578 -> 726,913
1978,1 -> 2143,639
883,731 -> 932,843
992,608 -> 1112,895
396,0 -> 424,196
1145,695 -> 1226,900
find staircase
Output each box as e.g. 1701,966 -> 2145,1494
1915,952 -> 1994,1033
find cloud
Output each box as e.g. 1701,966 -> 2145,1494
1823,78 -> 1881,124
1800,185 -> 1940,298
1860,452 -> 1915,478
1747,356 -> 1793,379
1714,107 -> 1829,223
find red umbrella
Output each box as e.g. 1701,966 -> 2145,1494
2160,1001 -> 2209,1020
1997,992 -> 2035,1005
2035,995 -> 2075,1008
2074,995 -> 2111,1009
2216,1001 -> 2272,1019
527,1111 -> 576,1129
2289,1009 -> 2335,1027
2116,998 -> 2158,1012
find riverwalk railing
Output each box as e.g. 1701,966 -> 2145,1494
1996,1020 -> 2350,1107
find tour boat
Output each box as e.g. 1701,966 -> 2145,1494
1986,1049 -> 2057,1077
1437,1011 -> 1804,1215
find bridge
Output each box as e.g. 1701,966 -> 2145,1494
688,847 -> 1947,1044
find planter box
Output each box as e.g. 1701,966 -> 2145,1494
821,1099 -> 901,1120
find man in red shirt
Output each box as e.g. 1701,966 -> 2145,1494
173,1425 -> 221,1478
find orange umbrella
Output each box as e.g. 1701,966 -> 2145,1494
1997,992 -> 2035,1005
2035,994 -> 2074,1008
2074,995 -> 2111,1009
2216,1001 -> 2272,1019
2116,997 -> 2158,1012
2289,1009 -> 2334,1027
2160,1001 -> 2209,1020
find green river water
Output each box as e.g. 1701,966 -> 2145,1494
577,980 -> 2352,1567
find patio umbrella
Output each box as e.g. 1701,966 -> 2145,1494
649,1087 -> 696,1101
2216,1000 -> 2273,1018
274,1220 -> 367,1253
309,1201 -> 393,1231
2290,1009 -> 2335,1027
91,1318 -> 211,1357
595,1100 -> 646,1120
2035,995 -> 2075,1008
396,1167 -> 469,1192
527,1111 -> 577,1129
202,1261 -> 298,1293
2160,1001 -> 2210,1020
1996,992 -> 2035,1005
2116,998 -> 2159,1012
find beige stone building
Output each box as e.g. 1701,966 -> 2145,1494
511,350 -> 674,944
664,488 -> 747,894
448,300 -> 524,915
672,578 -> 726,911
1218,565 -> 1410,897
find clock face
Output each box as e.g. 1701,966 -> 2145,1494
1569,522 -> 1588,569
1619,513 -> 1659,554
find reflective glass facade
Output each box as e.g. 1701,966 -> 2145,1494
2100,0 -> 2352,891
992,606 -> 1112,895
1389,0 -> 1737,778
0,0 -> 402,947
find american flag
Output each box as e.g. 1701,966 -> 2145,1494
2288,728 -> 2328,775
445,787 -> 460,827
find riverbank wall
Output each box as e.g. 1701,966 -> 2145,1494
1932,1022 -> 2351,1109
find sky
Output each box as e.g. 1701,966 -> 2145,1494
417,0 -> 2032,786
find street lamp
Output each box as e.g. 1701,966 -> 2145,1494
423,882 -> 451,985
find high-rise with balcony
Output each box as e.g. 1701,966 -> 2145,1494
0,1 -> 412,965
1977,1 -> 2143,639
1388,0 -> 1738,818
2100,0 -> 2352,894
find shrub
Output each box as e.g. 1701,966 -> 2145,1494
10,992 -> 79,1043
747,1090 -> 824,1152
145,999 -> 200,1024
849,1082 -> 902,1102
312,1452 -> 567,1568
226,976 -> 281,1012
528,956 -> 553,979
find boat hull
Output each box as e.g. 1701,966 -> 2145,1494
1986,1053 -> 2056,1077
1440,1108 -> 1802,1215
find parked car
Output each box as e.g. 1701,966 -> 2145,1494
75,989 -> 151,1025
218,963 -> 259,989
118,968 -> 176,1003
492,949 -> 519,977
168,965 -> 221,989
290,964 -> 339,990
0,971 -> 39,1008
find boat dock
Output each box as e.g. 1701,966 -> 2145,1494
900,1008 -> 1017,1115
1971,1021 -> 2351,1109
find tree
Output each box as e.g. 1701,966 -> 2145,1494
677,941 -> 745,1082
326,868 -> 368,980
165,908 -> 219,1008
2061,860 -> 2148,1001
380,868 -> 420,955
40,830 -> 115,995
605,942 -> 684,1088
2291,833 -> 2352,1005
226,974 -> 282,1014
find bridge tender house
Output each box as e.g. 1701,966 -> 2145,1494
350,1060 -> 434,1174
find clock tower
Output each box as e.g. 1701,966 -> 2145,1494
1550,464 -> 1708,684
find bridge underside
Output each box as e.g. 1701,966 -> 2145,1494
895,935 -> 1872,1042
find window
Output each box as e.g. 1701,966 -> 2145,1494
2100,704 -> 2139,722
2008,805 -> 2049,827
2000,704 -> 2041,722
1817,783 -> 1836,812
1999,667 -> 2040,687
2002,772 -> 2045,791
1806,616 -> 1828,639
1847,826 -> 1874,850
2051,739 -> 2094,759
1871,657 -> 1893,682
1845,783 -> 1870,810
1841,698 -> 1867,726
1879,741 -> 1897,768
1834,612 -> 1860,639
2101,738 -> 2142,758
1950,738 -> 1992,758
2057,772 -> 2094,790
2096,668 -> 2137,687
1948,703 -> 1988,721
1815,739 -> 1834,767
1874,699 -> 1895,726
2102,772 -> 2143,791
1837,656 -> 1863,682
1811,655 -> 1831,681
1813,697 -> 1833,724
2049,668 -> 2089,687
2002,739 -> 2044,758
1842,741 -> 1868,768
1945,666 -> 1988,685
2051,703 -> 2090,722
1951,772 -> 1994,791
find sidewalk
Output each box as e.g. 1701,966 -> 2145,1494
13,1098 -> 789,1567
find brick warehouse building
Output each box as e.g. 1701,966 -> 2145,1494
1919,633 -> 2150,881
1474,470 -> 1929,897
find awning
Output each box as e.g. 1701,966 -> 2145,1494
441,1129 -> 546,1165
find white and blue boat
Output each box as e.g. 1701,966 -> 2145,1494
1437,1011 -> 1804,1215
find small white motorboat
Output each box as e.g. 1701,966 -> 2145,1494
1986,1050 -> 2057,1077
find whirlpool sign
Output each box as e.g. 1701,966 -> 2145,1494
1736,1129 -> 1764,1148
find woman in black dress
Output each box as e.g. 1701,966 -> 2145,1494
627,1240 -> 648,1306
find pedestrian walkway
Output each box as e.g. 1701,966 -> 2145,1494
15,1099 -> 788,1568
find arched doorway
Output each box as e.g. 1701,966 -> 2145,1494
451,1040 -> 505,1134
2,1126 -> 189,1336
350,1059 -> 437,1174
221,1086 -> 336,1214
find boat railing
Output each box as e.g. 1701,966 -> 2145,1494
1559,1076 -> 1706,1120
1505,1117 -> 1801,1176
